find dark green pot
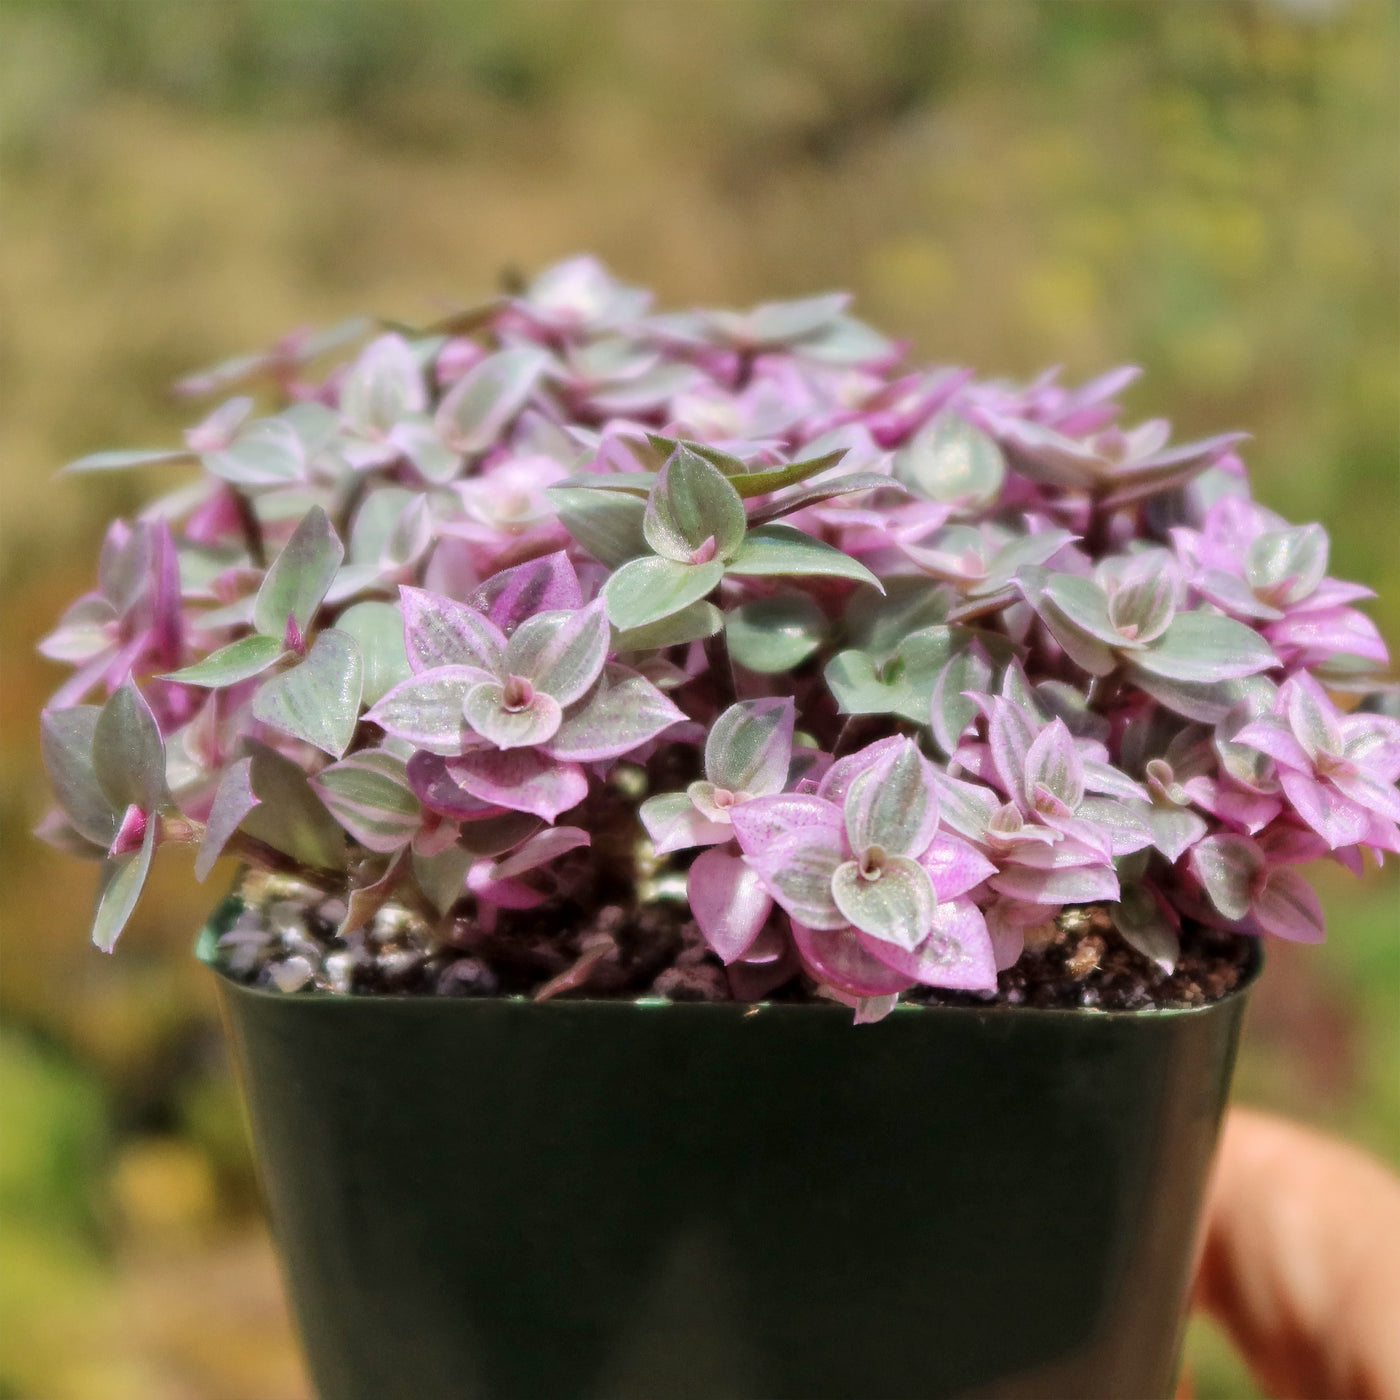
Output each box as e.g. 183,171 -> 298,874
202,910 -> 1256,1400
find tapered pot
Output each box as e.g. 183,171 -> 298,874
202,903 -> 1256,1400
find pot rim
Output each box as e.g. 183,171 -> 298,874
197,898 -> 1262,1021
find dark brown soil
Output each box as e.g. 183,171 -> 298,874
213,872 -> 1253,1011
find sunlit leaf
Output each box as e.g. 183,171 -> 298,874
253,505 -> 345,637
726,594 -> 827,673
602,555 -> 724,631
643,445 -> 747,563
164,633 -> 286,688
336,600 -> 412,704
435,346 -> 549,454
252,629 -> 364,758
727,523 -> 881,589
313,750 -> 421,853
546,485 -> 648,567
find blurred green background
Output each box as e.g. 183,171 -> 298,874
0,2 -> 1395,1396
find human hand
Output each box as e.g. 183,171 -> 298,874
1192,1107 -> 1400,1400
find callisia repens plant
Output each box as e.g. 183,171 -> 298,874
38,257 -> 1400,1019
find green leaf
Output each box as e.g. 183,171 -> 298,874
726,523 -> 882,590
602,555 -> 725,631
845,578 -> 951,659
928,642 -> 994,755
163,633 -> 286,687
339,334 -> 425,436
63,447 -> 197,474
648,436 -> 747,477
204,420 -> 305,486
435,346 -> 549,455
613,600 -> 723,652
546,485 -> 648,567
642,446 -> 747,563
412,845 -> 471,915
505,602 -> 609,705
252,629 -> 364,758
1138,612 -> 1278,684
253,505 -> 345,637
825,626 -> 956,723
726,449 -> 850,499
93,684 -> 167,814
554,471 -> 656,497
726,595 -> 827,673
312,750 -> 421,853
1190,835 -> 1263,922
830,856 -> 935,952
744,471 -> 897,527
705,698 -> 793,795
336,600 -> 412,705
91,822 -> 156,952
894,413 -> 1005,507
1245,524 -> 1328,606
240,741 -> 348,872
463,681 -> 563,749
1111,886 -> 1180,973
40,707 -> 117,846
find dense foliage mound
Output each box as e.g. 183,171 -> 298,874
39,258 -> 1400,1017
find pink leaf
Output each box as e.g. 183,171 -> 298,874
744,827 -> 846,929
541,665 -> 684,762
857,898 -> 997,991
468,551 -> 582,634
484,826 -> 590,881
988,863 -> 1120,905
1278,770 -> 1371,849
1023,720 -> 1085,811
789,921 -> 914,997
1252,868 -> 1325,944
446,749 -> 588,823
399,585 -> 507,674
986,696 -> 1040,809
406,751 -> 507,822
1232,718 -> 1311,772
1282,673 -> 1343,760
917,834 -> 997,901
816,736 -> 907,805
729,792 -> 843,857
687,847 -> 774,963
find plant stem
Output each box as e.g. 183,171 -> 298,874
231,489 -> 267,568
224,832 -> 347,893
704,629 -> 737,712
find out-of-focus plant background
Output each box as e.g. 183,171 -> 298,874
0,2 -> 1395,1396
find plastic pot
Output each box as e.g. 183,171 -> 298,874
201,904 -> 1256,1400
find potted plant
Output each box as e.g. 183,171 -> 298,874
38,258 -> 1399,1400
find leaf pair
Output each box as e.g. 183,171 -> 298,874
167,507 -> 365,757
40,684 -> 171,951
593,447 -> 881,631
